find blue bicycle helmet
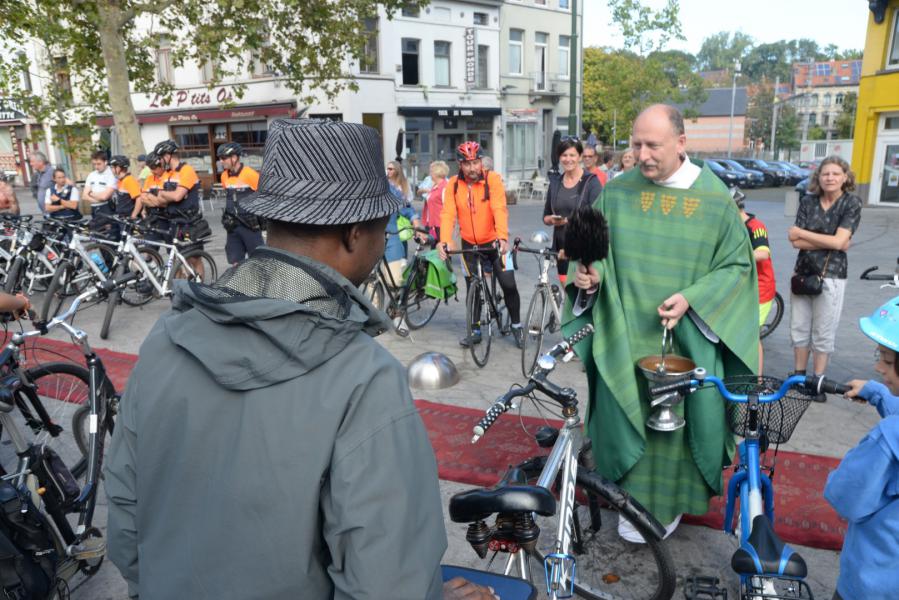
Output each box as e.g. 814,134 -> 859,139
859,295 -> 899,353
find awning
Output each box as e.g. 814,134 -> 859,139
398,106 -> 501,118
96,101 -> 297,128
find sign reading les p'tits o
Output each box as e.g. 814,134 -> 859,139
149,86 -> 235,109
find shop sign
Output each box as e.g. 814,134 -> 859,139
0,99 -> 26,121
149,86 -> 236,110
437,109 -> 474,117
464,28 -> 476,86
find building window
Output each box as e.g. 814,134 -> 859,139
361,17 -> 379,74
434,41 -> 451,86
509,29 -> 523,75
252,50 -> 275,77
52,56 -> 71,96
559,0 -> 570,8
810,93 -> 819,107
823,93 -> 831,107
889,9 -> 899,68
535,0 -> 546,5
16,51 -> 31,93
476,45 -> 489,88
808,112 -> 817,126
402,4 -> 420,17
156,39 -> 174,84
559,35 -> 570,79
433,7 -> 451,21
201,58 -> 216,84
535,32 -> 548,90
473,12 -> 488,25
402,38 -> 420,85
823,114 -> 830,127
835,93 -> 844,105
815,63 -> 831,76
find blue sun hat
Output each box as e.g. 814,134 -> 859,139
859,295 -> 899,353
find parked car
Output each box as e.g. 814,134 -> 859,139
714,158 -> 765,188
733,158 -> 786,187
706,159 -> 749,187
770,161 -> 809,185
795,177 -> 809,195
797,160 -> 820,172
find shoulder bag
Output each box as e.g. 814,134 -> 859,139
790,251 -> 831,296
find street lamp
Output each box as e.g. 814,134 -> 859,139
727,60 -> 741,158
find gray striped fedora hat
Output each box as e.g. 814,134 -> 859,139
242,118 -> 402,225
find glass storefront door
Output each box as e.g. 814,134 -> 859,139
879,144 -> 899,204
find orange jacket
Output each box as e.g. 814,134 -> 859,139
440,170 -> 508,246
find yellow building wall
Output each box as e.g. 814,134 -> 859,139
852,2 -> 899,188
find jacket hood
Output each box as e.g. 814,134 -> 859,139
160,248 -> 391,391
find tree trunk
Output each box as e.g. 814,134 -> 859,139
96,0 -> 144,161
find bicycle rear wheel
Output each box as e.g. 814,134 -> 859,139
512,457 -> 677,600
522,286 -> 549,378
402,261 -> 441,330
360,274 -> 386,312
760,292 -> 784,340
121,247 -> 164,306
467,280 -> 492,367
175,249 -> 217,284
100,264 -> 124,340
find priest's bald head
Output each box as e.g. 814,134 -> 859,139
631,104 -> 687,183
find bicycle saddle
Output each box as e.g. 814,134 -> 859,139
731,515 -> 807,578
449,467 -> 556,523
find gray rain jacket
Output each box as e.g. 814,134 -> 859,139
105,248 -> 447,599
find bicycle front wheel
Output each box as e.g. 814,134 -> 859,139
466,279 -> 492,367
100,264 -> 124,340
512,458 -> 677,600
121,247 -> 164,306
402,261 -> 441,330
760,292 -> 784,340
522,286 -> 549,377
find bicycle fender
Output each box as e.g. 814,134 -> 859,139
724,470 -> 748,535
586,474 -> 667,541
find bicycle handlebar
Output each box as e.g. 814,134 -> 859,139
649,370 -> 851,401
470,323 -> 594,443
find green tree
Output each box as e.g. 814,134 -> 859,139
742,38 -> 826,83
582,47 -> 706,145
607,0 -> 685,56
833,92 -> 858,139
806,125 -> 827,141
0,0 -> 424,165
746,86 -> 800,154
696,31 -> 754,71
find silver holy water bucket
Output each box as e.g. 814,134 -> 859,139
636,328 -> 695,432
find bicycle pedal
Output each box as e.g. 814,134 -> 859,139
543,552 -> 576,598
684,575 -> 727,599
67,537 -> 106,561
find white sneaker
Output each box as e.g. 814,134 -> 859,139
618,513 -> 682,543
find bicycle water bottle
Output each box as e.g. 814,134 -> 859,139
90,252 -> 109,275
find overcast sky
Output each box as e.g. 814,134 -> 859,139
582,0 -> 870,56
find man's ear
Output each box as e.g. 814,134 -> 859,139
341,223 -> 362,253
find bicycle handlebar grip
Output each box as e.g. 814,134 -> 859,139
471,401 -> 509,443
813,376 -> 851,396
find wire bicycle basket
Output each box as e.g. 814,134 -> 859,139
722,375 -> 815,444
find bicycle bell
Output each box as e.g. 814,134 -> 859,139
407,352 -> 460,390
530,230 -> 551,245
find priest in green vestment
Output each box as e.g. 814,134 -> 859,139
562,105 -> 759,541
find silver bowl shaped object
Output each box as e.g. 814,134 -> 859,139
636,354 -> 696,432
530,230 -> 551,245
407,352 -> 460,390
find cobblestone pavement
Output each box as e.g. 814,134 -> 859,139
19,187 -> 898,598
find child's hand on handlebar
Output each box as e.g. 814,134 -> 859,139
844,379 -> 868,403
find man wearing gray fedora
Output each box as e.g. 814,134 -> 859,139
105,119 -> 511,600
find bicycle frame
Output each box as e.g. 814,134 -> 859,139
121,233 -> 197,297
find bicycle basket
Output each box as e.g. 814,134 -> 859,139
722,375 -> 815,444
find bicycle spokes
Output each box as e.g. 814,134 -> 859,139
544,552 -> 576,598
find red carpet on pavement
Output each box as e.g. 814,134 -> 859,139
5,335 -> 846,550
415,399 -> 847,551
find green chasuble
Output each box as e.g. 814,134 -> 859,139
561,162 -> 759,523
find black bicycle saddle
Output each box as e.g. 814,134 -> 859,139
449,467 -> 556,523
731,515 -> 807,578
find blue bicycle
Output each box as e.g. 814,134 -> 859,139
650,370 -> 848,600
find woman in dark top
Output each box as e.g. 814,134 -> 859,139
788,156 -> 862,389
542,138 -> 602,283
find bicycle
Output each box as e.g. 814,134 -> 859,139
860,256 -> 899,289
359,227 -> 446,335
445,243 -> 511,368
650,370 -> 849,599
448,324 -> 677,600
759,291 -> 784,340
514,237 -> 563,377
0,273 -> 134,589
99,216 -> 217,340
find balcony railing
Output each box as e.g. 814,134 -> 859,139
528,71 -> 567,95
